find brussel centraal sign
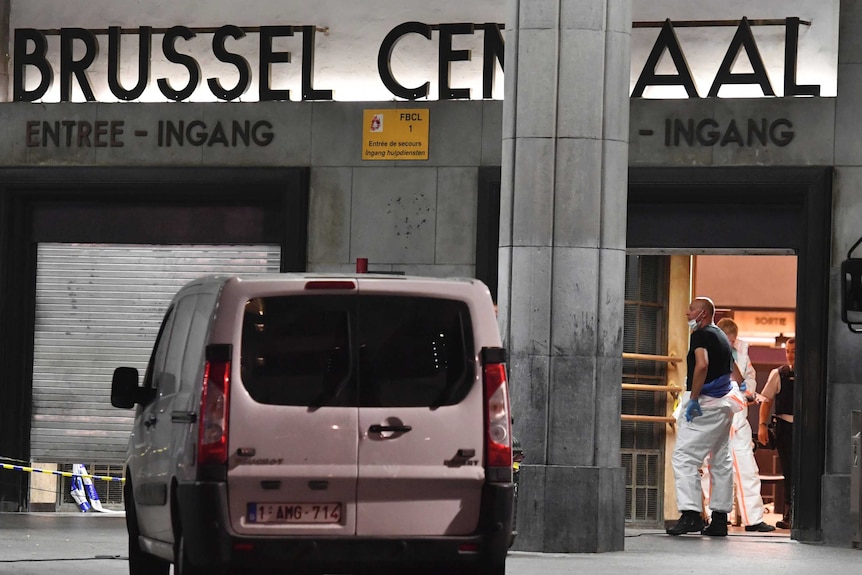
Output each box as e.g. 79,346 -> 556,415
13,17 -> 819,103
13,23 -> 505,103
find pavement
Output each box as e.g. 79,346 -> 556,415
512,528 -> 861,575
0,513 -> 859,575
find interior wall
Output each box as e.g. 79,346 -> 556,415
694,255 -> 797,309
693,255 -> 797,349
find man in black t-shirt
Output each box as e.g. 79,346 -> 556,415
667,297 -> 745,537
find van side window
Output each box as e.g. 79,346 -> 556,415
358,297 -> 474,408
181,293 -> 217,394
241,296 -> 352,406
143,305 -> 177,391
159,294 -> 197,397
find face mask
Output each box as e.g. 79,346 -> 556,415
687,311 -> 702,330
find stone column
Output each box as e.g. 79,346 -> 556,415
498,0 -> 631,552
824,0 -> 862,545
0,0 -> 9,101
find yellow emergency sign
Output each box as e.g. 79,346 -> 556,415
362,109 -> 429,161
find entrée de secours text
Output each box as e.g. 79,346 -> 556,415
367,141 -> 423,147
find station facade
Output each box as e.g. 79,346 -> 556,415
0,0 -> 858,550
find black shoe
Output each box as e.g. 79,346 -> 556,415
702,512 -> 728,537
776,509 -> 792,529
666,511 -> 704,536
745,522 -> 776,532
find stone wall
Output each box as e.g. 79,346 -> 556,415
0,100 -> 503,278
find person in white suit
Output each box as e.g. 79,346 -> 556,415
700,318 -> 775,532
667,298 -> 745,537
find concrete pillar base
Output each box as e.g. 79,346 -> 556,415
513,464 -> 626,552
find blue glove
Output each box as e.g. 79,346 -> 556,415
684,398 -> 702,422
739,381 -> 747,392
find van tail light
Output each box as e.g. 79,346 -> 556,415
482,347 -> 512,483
198,344 -> 232,466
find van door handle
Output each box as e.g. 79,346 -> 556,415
368,424 -> 412,434
144,415 -> 158,428
171,412 -> 197,424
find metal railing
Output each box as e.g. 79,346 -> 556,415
621,352 -> 682,424
623,352 -> 682,364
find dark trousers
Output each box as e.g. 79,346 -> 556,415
773,418 -> 793,507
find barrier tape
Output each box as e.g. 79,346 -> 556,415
1,463 -> 125,482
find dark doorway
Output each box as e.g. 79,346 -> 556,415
477,167 -> 502,301
0,167 -> 308,509
627,166 -> 831,542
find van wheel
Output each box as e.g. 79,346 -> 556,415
124,478 -> 169,575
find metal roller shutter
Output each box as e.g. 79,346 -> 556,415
31,243 -> 281,464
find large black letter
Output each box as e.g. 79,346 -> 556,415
439,23 -> 473,100
157,26 -> 201,101
632,19 -> 698,98
259,26 -> 293,101
708,17 -> 775,97
14,29 -> 52,101
108,26 -> 151,101
784,17 -> 819,97
208,25 -> 251,101
482,23 -> 504,99
378,22 -> 431,100
301,26 -> 332,101
60,28 -> 98,101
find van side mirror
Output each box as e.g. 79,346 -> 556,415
841,237 -> 862,334
111,366 -> 145,408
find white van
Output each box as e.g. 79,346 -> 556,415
111,274 -> 514,575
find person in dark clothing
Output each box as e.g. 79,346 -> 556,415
667,297 -> 745,537
758,337 -> 796,530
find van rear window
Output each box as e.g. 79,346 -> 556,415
240,295 -> 475,408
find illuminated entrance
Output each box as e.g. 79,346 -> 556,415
626,166 -> 830,541
622,253 -> 797,531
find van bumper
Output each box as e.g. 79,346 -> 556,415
176,481 -> 514,572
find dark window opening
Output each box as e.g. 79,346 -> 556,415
358,297 -> 473,408
622,255 -> 669,526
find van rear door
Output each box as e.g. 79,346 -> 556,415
227,292 -> 358,536
354,285 -> 485,536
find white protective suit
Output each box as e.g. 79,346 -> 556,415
701,340 -> 768,525
674,387 -> 746,514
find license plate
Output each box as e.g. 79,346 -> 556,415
247,502 -> 342,524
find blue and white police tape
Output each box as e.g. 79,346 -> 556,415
71,464 -> 105,512
70,471 -> 90,512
